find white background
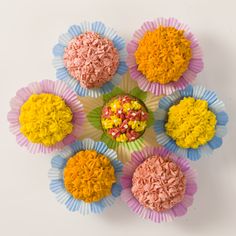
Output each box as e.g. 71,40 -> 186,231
0,0 -> 236,235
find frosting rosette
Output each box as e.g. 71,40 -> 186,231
155,85 -> 229,160
80,73 -> 160,163
53,21 -> 127,98
7,80 -> 85,153
127,18 -> 203,95
121,146 -> 197,223
48,138 -> 123,214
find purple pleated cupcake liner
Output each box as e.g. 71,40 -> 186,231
121,146 -> 197,223
127,17 -> 204,96
7,80 -> 85,154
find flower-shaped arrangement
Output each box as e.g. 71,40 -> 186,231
121,146 -> 197,223
48,138 -> 123,214
7,80 -> 85,153
127,17 -> 203,95
53,21 -> 127,98
155,85 -> 228,160
7,18 -> 229,222
80,74 -> 159,162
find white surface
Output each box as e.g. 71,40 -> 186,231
0,0 -> 236,235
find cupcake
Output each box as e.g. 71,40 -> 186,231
7,80 -> 85,153
101,95 -> 149,143
155,85 -> 229,160
53,21 -> 127,98
48,138 -> 123,213
80,73 -> 159,162
121,146 -> 197,223
127,18 -> 203,95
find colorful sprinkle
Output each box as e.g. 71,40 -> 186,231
131,155 -> 186,212
165,97 -> 217,149
135,26 -> 192,84
19,94 -> 73,146
64,31 -> 119,89
64,150 -> 116,203
101,95 -> 148,142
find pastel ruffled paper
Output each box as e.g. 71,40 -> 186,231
7,80 -> 85,154
127,17 -> 204,96
53,21 -> 127,98
121,146 -> 197,223
155,85 -> 229,160
48,138 -> 123,214
79,73 -> 160,163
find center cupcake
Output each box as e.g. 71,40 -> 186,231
81,74 -> 159,162
101,95 -> 149,143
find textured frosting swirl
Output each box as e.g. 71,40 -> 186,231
165,97 -> 217,148
19,93 -> 73,146
64,32 -> 119,89
64,150 -> 116,203
135,26 -> 192,84
131,155 -> 186,212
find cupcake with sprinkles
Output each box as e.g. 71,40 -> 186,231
48,138 -> 123,214
101,95 -> 149,143
121,146 -> 197,223
155,85 -> 228,160
127,18 -> 203,95
7,80 -> 85,153
80,73 -> 159,163
53,21 -> 127,98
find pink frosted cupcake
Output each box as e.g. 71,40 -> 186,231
127,18 -> 203,95
121,146 -> 197,223
63,31 -> 119,89
53,21 -> 127,98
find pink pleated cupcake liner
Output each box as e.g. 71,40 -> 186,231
121,146 -> 197,223
127,17 -> 204,96
7,80 -> 85,154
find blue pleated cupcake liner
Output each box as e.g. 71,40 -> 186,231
48,138 -> 123,214
154,85 -> 229,161
52,21 -> 127,98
